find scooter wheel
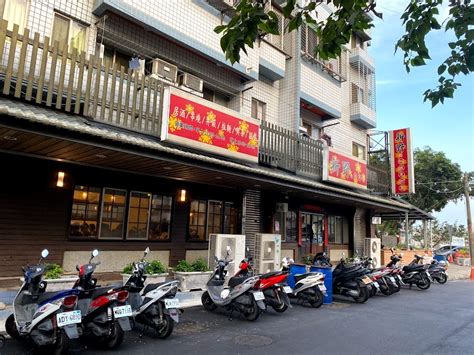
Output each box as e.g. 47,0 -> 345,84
155,314 -> 174,339
5,314 -> 20,340
309,288 -> 324,308
369,285 -> 377,297
352,284 -> 369,304
0,334 -> 5,348
103,322 -> 124,350
243,298 -> 260,321
272,302 -> 288,313
436,273 -> 448,284
416,275 -> 431,290
201,291 -> 217,311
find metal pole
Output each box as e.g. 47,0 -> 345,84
429,219 -> 433,251
462,173 -> 473,279
405,211 -> 410,250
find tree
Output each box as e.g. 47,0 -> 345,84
407,147 -> 463,212
215,0 -> 474,107
414,220 -> 468,246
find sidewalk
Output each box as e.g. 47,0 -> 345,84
446,264 -> 471,280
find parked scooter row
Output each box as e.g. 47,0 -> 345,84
5,247 -> 180,353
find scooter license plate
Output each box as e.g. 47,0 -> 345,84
56,310 -> 81,327
164,298 -> 180,309
372,282 -> 380,289
362,276 -> 372,284
253,291 -> 265,301
389,276 -> 396,284
283,286 -> 293,294
113,305 -> 132,319
318,284 -> 327,291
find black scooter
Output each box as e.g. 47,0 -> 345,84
332,257 -> 371,303
401,255 -> 433,289
415,258 -> 448,284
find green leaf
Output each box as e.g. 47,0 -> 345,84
437,64 -> 447,75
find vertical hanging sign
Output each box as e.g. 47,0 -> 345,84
389,128 -> 415,195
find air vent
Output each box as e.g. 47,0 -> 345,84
150,58 -> 178,83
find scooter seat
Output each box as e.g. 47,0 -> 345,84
403,264 -> 425,272
228,275 -> 252,288
260,271 -> 282,279
142,282 -> 169,294
294,272 -> 315,283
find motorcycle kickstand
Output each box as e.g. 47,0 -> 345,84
139,325 -> 148,338
228,308 -> 234,321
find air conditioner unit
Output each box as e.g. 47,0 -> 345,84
252,234 -> 282,274
150,58 -> 178,83
178,73 -> 203,93
208,234 -> 246,279
364,238 -> 381,268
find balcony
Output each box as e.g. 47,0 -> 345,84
350,102 -> 376,129
349,47 -> 374,71
0,20 -> 386,193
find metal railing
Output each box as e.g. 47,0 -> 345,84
367,165 -> 390,194
0,20 -> 162,135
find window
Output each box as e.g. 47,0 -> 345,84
51,13 -> 87,52
189,199 -> 241,241
302,121 -> 320,140
351,33 -> 365,50
328,216 -> 349,244
70,186 -> 101,238
103,46 -> 131,70
127,191 -> 151,240
352,142 -> 366,160
285,211 -> 298,242
189,199 -> 207,241
149,195 -> 173,241
0,0 -> 28,32
251,98 -> 266,121
99,188 -> 126,239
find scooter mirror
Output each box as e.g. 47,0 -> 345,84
144,247 -> 150,256
226,246 -> 231,251
41,249 -> 49,259
92,249 -> 99,258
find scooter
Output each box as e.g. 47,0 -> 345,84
400,255 -> 433,290
73,249 -> 132,349
234,254 -> 291,313
332,257 -> 370,303
282,257 -> 326,308
5,249 -> 81,354
414,257 -> 448,284
124,247 -> 180,338
201,247 -> 266,321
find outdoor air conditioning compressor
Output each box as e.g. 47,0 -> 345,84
250,234 -> 282,274
364,238 -> 381,268
208,234 -> 246,278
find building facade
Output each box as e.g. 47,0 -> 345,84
0,0 -> 407,277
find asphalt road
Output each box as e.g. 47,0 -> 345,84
2,281 -> 473,355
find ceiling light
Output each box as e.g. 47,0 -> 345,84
95,154 -> 107,159
3,135 -> 17,141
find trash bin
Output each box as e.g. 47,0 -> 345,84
310,265 -> 333,304
288,263 -> 308,289
434,254 -> 447,263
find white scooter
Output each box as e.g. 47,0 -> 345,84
282,257 -> 326,308
201,247 -> 266,321
123,247 -> 180,339
5,249 -> 81,354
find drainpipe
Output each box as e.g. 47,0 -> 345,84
405,211 -> 409,249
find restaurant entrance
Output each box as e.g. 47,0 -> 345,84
301,212 -> 324,256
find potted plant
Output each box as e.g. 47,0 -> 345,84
173,258 -> 212,292
41,263 -> 78,291
121,260 -> 168,286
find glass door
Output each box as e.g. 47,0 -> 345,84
301,212 -> 324,256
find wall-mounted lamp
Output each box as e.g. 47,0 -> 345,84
56,171 -> 65,187
180,189 -> 187,202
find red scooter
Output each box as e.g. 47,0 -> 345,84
234,257 -> 291,313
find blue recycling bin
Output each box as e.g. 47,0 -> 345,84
310,265 -> 333,304
434,254 -> 447,262
287,263 -> 307,289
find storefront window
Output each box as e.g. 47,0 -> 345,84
223,202 -> 239,234
328,215 -> 349,244
149,195 -> 172,241
208,201 -> 223,235
70,185 -> 101,238
189,199 -> 207,241
99,188 -> 126,239
285,211 -> 298,242
127,191 -> 151,240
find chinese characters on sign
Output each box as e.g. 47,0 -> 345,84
389,128 -> 415,195
322,148 -> 367,189
161,87 -> 260,163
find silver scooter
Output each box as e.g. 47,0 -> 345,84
201,247 -> 266,321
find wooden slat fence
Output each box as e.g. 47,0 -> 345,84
0,20 -> 162,135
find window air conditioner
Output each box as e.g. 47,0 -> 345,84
364,238 -> 381,268
178,72 -> 204,93
252,234 -> 282,274
150,58 -> 178,83
208,234 -> 246,280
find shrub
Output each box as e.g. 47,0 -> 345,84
191,258 -> 210,272
44,263 -> 63,279
174,260 -> 194,272
122,260 -> 167,274
174,258 -> 210,272
302,254 -> 314,265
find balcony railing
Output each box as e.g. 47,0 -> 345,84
367,165 -> 390,194
0,20 -> 162,135
0,20 -> 387,194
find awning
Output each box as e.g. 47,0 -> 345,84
374,197 -> 435,221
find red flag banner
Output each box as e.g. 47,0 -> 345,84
389,128 -> 415,195
161,87 -> 260,163
322,147 -> 367,189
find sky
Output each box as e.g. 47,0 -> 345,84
370,0 -> 474,226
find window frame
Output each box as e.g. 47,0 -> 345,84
51,12 -> 88,52
148,193 -> 173,242
0,0 -> 29,32
98,187 -> 127,240
251,98 -> 267,121
328,215 -> 349,245
188,199 -> 208,242
126,190 -> 152,241
352,142 -> 366,160
69,185 -> 102,239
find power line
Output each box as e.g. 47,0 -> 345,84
416,180 -> 463,185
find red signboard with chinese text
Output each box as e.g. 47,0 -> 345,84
161,87 -> 260,163
322,147 -> 367,189
389,128 -> 415,195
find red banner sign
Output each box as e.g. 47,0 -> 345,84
322,147 -> 367,189
161,87 -> 260,163
389,128 -> 415,195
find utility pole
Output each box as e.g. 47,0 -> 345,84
463,173 -> 473,279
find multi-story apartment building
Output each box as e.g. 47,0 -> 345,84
0,0 -> 416,276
